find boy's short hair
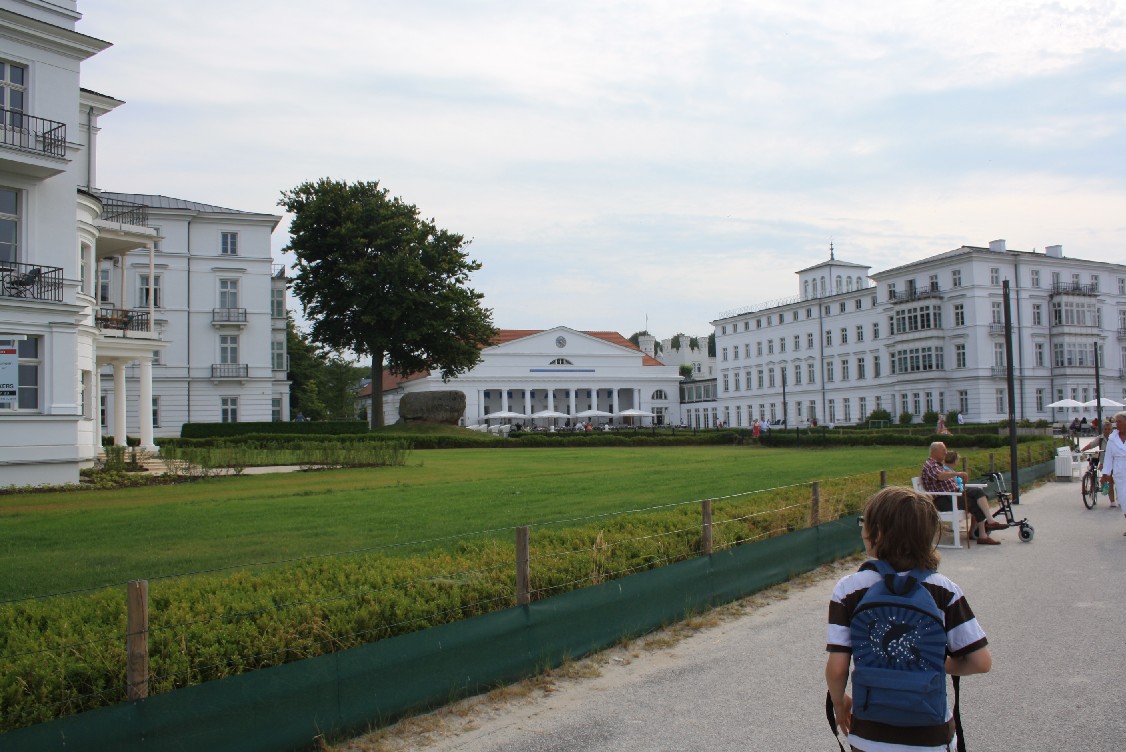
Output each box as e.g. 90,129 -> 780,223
944,450 -> 959,465
862,486 -> 941,571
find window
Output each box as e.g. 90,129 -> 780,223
732,346 -> 739,360
856,325 -> 864,343
825,330 -> 832,347
891,346 -> 946,374
859,397 -> 867,420
855,298 -> 862,311
990,267 -> 1000,285
152,348 -> 162,366
779,338 -> 786,353
843,398 -> 852,423
100,395 -> 107,427
857,357 -> 866,380
951,269 -> 962,288
219,278 -> 239,309
272,339 -> 286,370
807,362 -> 815,383
953,304 -> 965,327
913,392 -> 921,415
794,365 -> 802,385
271,287 -> 285,318
839,302 -> 846,313
826,361 -> 834,382
991,301 -> 1002,324
828,399 -> 836,423
768,368 -> 775,388
1035,343 -> 1045,367
0,337 -> 39,410
806,332 -> 814,349
894,304 -> 942,334
652,389 -> 667,400
138,273 -> 162,308
733,372 -> 741,391
0,186 -> 18,265
722,373 -> 729,392
756,342 -> 763,356
840,327 -> 848,345
757,369 -> 764,389
994,342 -> 1005,367
872,322 -> 879,339
220,334 -> 240,364
841,360 -> 850,380
272,396 -> 283,422
1119,277 -> 1125,294
808,400 -> 817,421
1031,269 -> 1041,288
767,340 -> 774,354
549,358 -> 572,365
955,343 -> 966,368
220,231 -> 238,255
0,61 -> 26,119
221,396 -> 238,423
793,335 -> 800,351
996,389 -> 1005,413
152,396 -> 161,428
722,347 -> 728,361
1034,389 -> 1044,412
1091,274 -> 1099,292
99,268 -> 111,303
873,355 -> 881,378
1032,304 -> 1042,326
744,344 -> 750,358
958,390 -> 969,415
1051,271 -> 1060,287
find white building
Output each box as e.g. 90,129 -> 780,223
357,327 -> 683,427
713,241 -> 1126,428
0,1 -> 286,486
96,193 -> 288,436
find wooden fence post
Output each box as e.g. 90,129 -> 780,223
879,470 -> 887,488
989,453 -> 996,474
701,499 -> 713,555
126,579 -> 149,701
810,481 -> 821,527
515,526 -> 530,606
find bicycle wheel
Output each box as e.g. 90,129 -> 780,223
1082,471 -> 1098,509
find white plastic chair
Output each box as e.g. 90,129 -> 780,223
912,476 -> 971,549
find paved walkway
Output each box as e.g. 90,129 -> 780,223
373,480 -> 1125,751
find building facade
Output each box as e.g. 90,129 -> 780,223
96,193 -> 288,437
0,1 -> 287,486
357,327 -> 683,427
713,241 -> 1126,428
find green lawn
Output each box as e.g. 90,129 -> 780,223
0,446 -> 924,600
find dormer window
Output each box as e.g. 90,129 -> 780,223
549,358 -> 573,365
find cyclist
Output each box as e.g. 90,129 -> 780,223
1082,420 -> 1117,508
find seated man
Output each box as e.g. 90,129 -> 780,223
921,441 -> 1005,545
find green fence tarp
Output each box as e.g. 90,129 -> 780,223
4,518 -> 862,752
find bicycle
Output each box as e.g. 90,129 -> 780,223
1081,452 -> 1101,509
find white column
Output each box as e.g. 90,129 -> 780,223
523,389 -> 531,416
139,357 -> 155,450
611,388 -> 620,415
147,243 -> 155,333
118,257 -> 127,311
568,388 -> 576,416
93,367 -> 103,438
547,387 -> 555,412
501,388 -> 509,413
112,360 -> 127,447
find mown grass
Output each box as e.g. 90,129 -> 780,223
0,446 -> 922,600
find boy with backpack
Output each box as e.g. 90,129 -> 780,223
825,486 -> 993,751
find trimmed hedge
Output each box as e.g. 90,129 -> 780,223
761,429 -> 1048,449
180,421 -> 368,439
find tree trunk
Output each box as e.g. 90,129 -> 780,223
370,353 -> 385,429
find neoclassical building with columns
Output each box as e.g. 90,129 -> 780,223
358,328 -> 683,427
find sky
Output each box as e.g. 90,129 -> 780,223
79,1 -> 1126,342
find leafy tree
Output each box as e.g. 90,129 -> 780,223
321,356 -> 369,420
628,330 -> 650,347
679,364 -> 694,379
280,179 -> 497,428
286,317 -> 327,420
707,333 -> 716,358
670,334 -> 682,350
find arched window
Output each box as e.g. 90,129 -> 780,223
836,275 -> 843,293
652,389 -> 667,400
549,358 -> 573,365
804,280 -> 810,299
820,276 -> 826,295
856,276 -> 864,289
846,277 -> 853,292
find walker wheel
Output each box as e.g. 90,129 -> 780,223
1019,524 -> 1034,543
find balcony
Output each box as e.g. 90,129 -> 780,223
1049,281 -> 1098,297
212,363 -> 249,379
211,307 -> 248,326
1118,327 -> 1126,342
889,285 -> 943,304
0,262 -> 64,302
99,196 -> 149,227
988,322 -> 1008,335
990,366 -> 1009,378
96,306 -> 151,333
0,108 -> 66,158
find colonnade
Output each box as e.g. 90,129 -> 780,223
489,386 -> 642,419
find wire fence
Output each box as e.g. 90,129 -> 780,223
0,456 -> 1035,734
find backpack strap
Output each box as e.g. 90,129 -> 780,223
825,690 -> 849,752
953,675 -> 966,752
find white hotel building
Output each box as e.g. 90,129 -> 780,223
713,241 -> 1126,428
0,0 -> 287,486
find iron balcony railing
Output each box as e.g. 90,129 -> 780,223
212,307 -> 247,323
0,261 -> 64,302
99,196 -> 149,226
989,322 -> 1007,334
212,363 -> 249,378
990,366 -> 1008,378
1049,281 -> 1098,297
272,264 -> 287,278
96,307 -> 151,332
0,108 -> 66,158
889,286 -> 943,304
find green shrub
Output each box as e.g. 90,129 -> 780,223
898,411 -> 914,425
922,410 -> 940,425
180,421 -> 368,439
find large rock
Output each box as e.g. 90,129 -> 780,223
398,391 -> 465,424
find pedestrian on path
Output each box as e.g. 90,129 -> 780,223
826,487 -> 993,751
1100,411 -> 1126,533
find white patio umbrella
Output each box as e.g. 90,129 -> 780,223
530,409 -> 570,430
485,410 -> 527,420
575,409 -> 614,418
615,408 -> 656,426
1082,397 -> 1124,408
1046,399 -> 1084,409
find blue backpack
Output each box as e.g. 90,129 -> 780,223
849,560 -> 948,727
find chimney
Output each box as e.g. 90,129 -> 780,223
1045,245 -> 1063,258
988,239 -> 1006,252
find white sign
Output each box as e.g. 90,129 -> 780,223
0,345 -> 17,407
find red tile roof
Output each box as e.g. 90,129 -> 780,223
355,370 -> 429,398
